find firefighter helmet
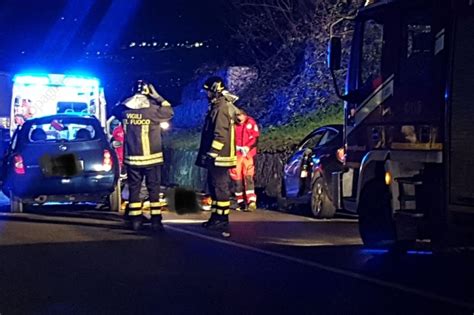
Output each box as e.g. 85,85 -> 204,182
203,76 -> 226,93
133,80 -> 151,95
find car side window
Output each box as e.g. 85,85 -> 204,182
318,129 -> 338,147
301,131 -> 325,150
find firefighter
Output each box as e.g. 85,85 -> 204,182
112,80 -> 173,231
196,76 -> 237,237
229,109 -> 259,211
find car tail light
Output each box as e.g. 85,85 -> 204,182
14,155 -> 25,175
103,150 -> 113,172
336,147 -> 346,164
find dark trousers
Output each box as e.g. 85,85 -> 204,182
207,166 -> 231,216
127,164 -> 162,217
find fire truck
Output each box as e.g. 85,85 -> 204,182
0,72 -> 106,163
328,0 -> 474,249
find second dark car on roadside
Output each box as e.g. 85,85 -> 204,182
282,124 -> 346,218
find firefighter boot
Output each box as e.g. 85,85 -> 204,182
202,212 -> 218,228
247,202 -> 257,212
236,202 -> 247,212
206,214 -> 230,237
151,215 -> 164,233
130,216 -> 143,231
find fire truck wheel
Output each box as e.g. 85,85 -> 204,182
358,180 -> 397,247
310,177 -> 336,218
108,181 -> 121,212
10,192 -> 24,213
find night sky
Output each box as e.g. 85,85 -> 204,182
0,0 -> 230,103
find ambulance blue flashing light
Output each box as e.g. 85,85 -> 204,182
13,74 -> 100,88
63,77 -> 100,88
14,75 -> 49,85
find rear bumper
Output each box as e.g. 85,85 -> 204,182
8,173 -> 116,199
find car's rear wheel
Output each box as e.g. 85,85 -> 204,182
310,177 -> 336,218
108,181 -> 121,212
10,192 -> 24,213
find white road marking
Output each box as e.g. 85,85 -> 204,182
167,225 -> 474,310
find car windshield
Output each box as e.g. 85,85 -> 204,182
27,118 -> 100,143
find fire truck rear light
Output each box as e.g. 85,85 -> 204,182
385,171 -> 392,186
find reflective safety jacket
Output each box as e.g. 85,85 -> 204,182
235,116 -> 259,158
111,125 -> 124,166
196,96 -> 237,168
112,94 -> 173,167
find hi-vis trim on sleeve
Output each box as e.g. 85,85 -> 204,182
150,202 -> 167,208
230,121 -> 235,157
212,140 -> 225,151
162,101 -> 171,107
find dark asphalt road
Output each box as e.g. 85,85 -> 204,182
0,206 -> 472,315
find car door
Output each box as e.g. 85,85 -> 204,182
310,127 -> 342,189
284,129 -> 326,198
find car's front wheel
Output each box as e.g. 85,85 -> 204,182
10,192 -> 24,213
108,181 -> 122,212
310,177 -> 336,218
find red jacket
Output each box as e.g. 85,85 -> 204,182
235,116 -> 259,158
112,125 -> 124,166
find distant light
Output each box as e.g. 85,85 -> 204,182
160,122 -> 170,130
407,250 -> 433,255
129,42 -> 136,47
96,51 -> 101,55
164,42 -> 168,46
195,42 -> 200,48
153,42 -> 158,46
14,75 -> 49,85
60,16 -> 65,20
141,41 -> 147,46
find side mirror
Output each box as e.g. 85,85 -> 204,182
112,141 -> 122,148
328,36 -> 342,71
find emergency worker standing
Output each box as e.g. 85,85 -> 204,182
229,110 -> 259,211
112,80 -> 173,231
196,76 -> 237,237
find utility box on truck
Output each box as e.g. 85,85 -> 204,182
328,0 -> 474,249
